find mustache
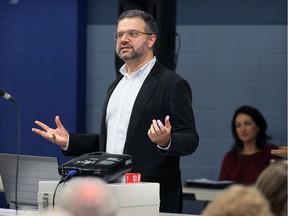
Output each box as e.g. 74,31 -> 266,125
120,45 -> 132,50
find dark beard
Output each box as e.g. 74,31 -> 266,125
117,44 -> 149,61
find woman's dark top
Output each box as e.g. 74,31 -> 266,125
219,144 -> 281,185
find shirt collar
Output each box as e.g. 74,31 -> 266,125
119,57 -> 156,78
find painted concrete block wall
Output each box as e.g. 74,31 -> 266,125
86,1 -> 286,214
86,24 -> 286,214
177,24 -> 287,181
86,24 -> 287,180
0,0 -> 86,164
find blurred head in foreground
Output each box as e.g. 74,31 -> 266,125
57,177 -> 118,216
256,160 -> 287,216
202,184 -> 273,216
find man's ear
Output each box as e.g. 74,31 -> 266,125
148,35 -> 157,49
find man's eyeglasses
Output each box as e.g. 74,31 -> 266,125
113,30 -> 152,40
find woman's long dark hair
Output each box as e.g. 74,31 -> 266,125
231,105 -> 272,152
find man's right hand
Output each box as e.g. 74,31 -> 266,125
31,115 -> 69,147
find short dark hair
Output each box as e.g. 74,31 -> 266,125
231,105 -> 272,152
118,9 -> 158,36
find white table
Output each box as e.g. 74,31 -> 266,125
0,208 -> 200,216
182,185 -> 226,201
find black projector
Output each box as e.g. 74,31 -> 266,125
58,152 -> 132,183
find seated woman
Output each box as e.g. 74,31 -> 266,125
219,105 -> 281,185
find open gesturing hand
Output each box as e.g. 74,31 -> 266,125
31,115 -> 69,147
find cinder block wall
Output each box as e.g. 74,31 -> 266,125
86,0 -> 286,214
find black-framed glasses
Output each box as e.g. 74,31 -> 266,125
113,30 -> 152,40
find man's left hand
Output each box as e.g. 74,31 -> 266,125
147,115 -> 171,147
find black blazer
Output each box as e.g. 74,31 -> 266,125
64,61 -> 199,213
